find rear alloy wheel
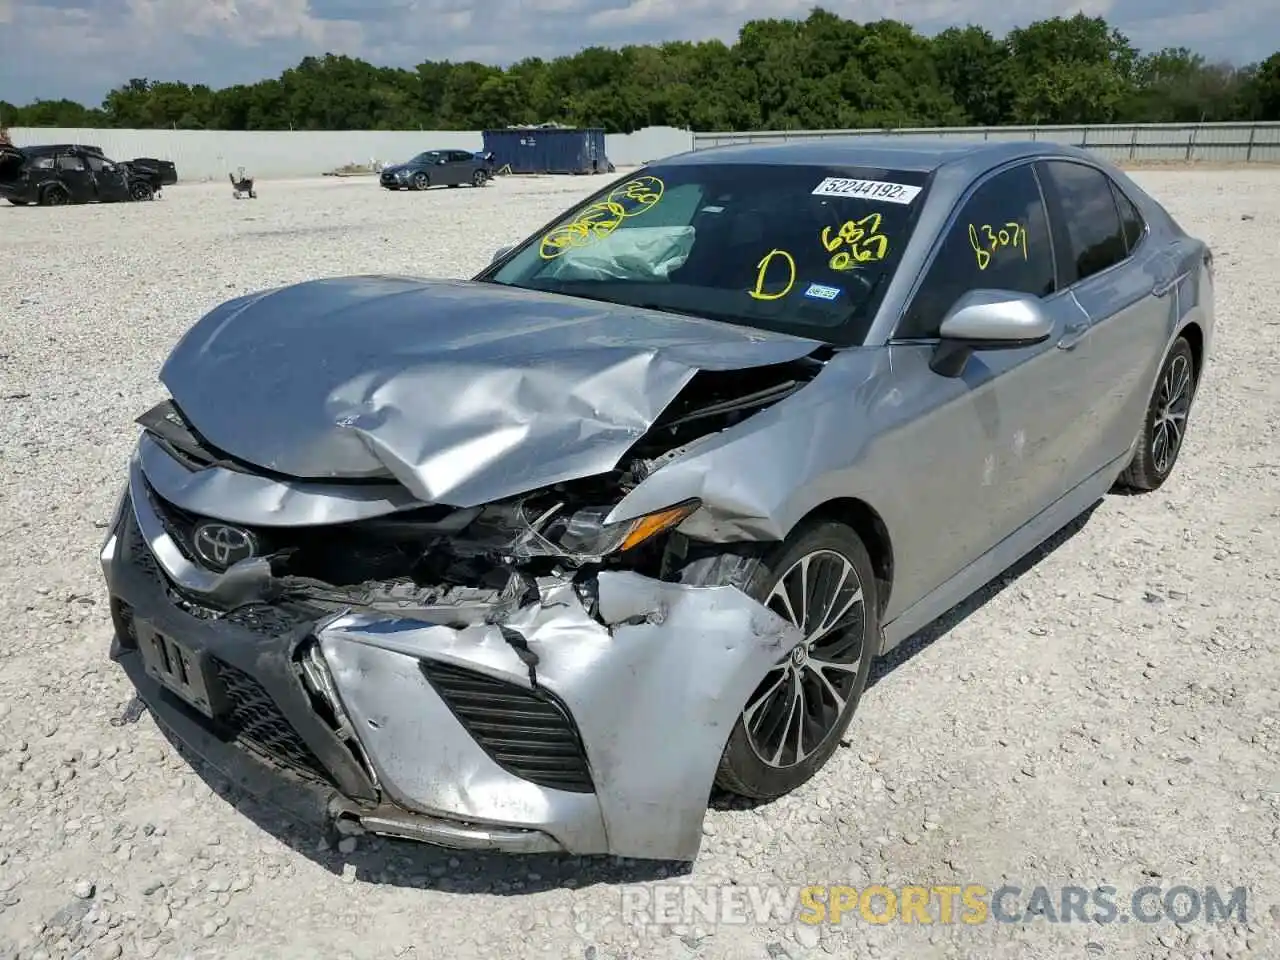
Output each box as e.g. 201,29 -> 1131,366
41,185 -> 70,206
411,172 -> 430,191
130,182 -> 154,201
1117,336 -> 1197,492
680,521 -> 878,799
472,169 -> 488,187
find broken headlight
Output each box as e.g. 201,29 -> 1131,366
551,499 -> 701,557
480,497 -> 701,561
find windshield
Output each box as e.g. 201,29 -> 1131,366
479,161 -> 932,345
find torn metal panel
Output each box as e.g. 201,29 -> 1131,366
604,349 -> 892,540
138,434 -> 422,527
315,571 -> 803,861
159,275 -> 821,509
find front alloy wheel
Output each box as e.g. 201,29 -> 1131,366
748,550 -> 867,769
412,172 -> 429,191
680,520 -> 878,800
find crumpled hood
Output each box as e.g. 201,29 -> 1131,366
159,275 -> 821,508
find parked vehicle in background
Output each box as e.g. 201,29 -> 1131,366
379,149 -> 490,191
0,143 -> 167,205
125,157 -> 179,191
100,138 -> 1212,863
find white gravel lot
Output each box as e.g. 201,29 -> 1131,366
0,169 -> 1278,960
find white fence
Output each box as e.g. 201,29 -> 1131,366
692,122 -> 1280,163
10,122 -> 1279,181
5,125 -> 696,181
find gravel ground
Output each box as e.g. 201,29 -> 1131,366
0,170 -> 1277,960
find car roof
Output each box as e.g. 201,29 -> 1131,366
20,144 -> 105,156
659,137 -> 1092,174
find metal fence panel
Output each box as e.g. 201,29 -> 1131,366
690,122 -> 1280,163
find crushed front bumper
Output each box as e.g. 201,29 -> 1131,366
100,458 -> 803,861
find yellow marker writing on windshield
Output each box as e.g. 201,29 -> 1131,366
749,249 -> 796,300
538,176 -> 666,260
821,213 -> 888,270
968,222 -> 1028,270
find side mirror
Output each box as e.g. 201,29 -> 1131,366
490,245 -> 514,265
929,289 -> 1054,377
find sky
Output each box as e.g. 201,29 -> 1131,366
1,0 -> 1276,106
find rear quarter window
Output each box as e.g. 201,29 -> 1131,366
1110,182 -> 1147,254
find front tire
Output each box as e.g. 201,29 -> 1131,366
1116,336 -> 1197,492
411,172 -> 430,191
679,521 -> 878,800
130,182 -> 154,201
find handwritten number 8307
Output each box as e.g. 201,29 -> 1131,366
968,222 -> 1027,270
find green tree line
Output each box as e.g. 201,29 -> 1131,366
3,10 -> 1279,133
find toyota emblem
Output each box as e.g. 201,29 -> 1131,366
191,522 -> 258,569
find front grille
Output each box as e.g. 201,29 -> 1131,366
210,658 -> 333,785
420,660 -> 594,793
141,477 -> 454,586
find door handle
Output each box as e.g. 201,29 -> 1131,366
1056,320 -> 1089,351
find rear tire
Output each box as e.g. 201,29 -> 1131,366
130,182 -> 154,201
1116,336 -> 1197,492
40,185 -> 70,206
678,521 -> 878,800
472,170 -> 488,187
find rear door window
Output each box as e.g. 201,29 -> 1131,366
1038,161 -> 1128,284
56,155 -> 87,172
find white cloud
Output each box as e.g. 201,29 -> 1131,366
1,0 -> 1273,105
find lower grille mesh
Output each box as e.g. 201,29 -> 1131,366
210,659 -> 333,784
421,660 -> 594,793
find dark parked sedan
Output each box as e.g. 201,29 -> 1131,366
379,149 -> 490,191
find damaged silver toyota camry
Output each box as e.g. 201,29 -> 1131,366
101,138 -> 1213,861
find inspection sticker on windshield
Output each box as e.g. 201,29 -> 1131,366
804,283 -> 842,301
812,177 -> 921,205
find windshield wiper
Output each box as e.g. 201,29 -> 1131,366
630,302 -> 710,319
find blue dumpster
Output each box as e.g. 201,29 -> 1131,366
481,127 -> 610,175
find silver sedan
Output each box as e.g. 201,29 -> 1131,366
100,137 -> 1212,862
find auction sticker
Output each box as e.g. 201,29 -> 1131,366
812,177 -> 921,205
